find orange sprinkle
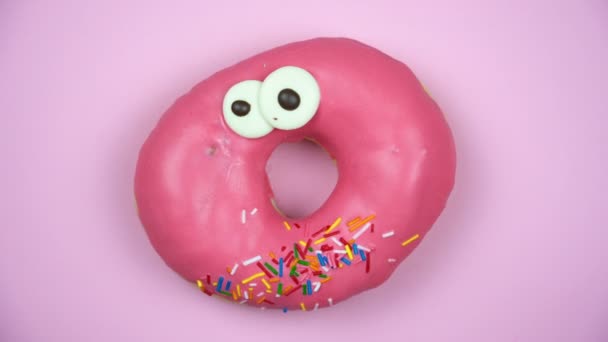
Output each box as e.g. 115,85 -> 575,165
213,282 -> 217,286
300,302 -> 307,311
257,296 -> 266,304
232,291 -> 238,300
347,217 -> 361,226
226,266 -> 232,273
237,284 -> 241,297
268,278 -> 280,283
284,285 -> 293,293
349,214 -> 376,232
266,289 -> 272,293
401,234 -> 420,247
283,221 -> 292,231
269,251 -> 277,259
248,288 -> 253,300
320,277 -> 332,283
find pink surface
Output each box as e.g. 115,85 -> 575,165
134,38 -> 456,309
1,0 -> 607,340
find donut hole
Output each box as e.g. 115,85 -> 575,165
265,139 -> 338,219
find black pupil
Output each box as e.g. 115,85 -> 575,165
278,88 -> 300,111
231,100 -> 250,117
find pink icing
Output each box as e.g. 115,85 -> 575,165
134,38 -> 456,310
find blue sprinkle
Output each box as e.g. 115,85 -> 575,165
283,307 -> 288,313
225,280 -> 232,291
340,257 -> 352,266
353,243 -> 359,255
216,276 -> 224,292
322,256 -> 329,265
279,258 -> 284,277
359,249 -> 367,261
307,280 -> 312,295
317,253 -> 325,266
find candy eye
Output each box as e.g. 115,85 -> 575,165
259,66 -> 320,130
222,80 -> 273,138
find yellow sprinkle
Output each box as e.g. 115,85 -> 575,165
349,214 -> 376,232
347,217 -> 361,226
313,237 -> 326,245
401,234 -> 420,247
261,278 -> 271,290
299,240 -> 307,247
269,277 -> 280,283
232,291 -> 238,300
266,289 -> 272,293
196,280 -> 203,288
300,302 -> 307,311
257,297 -> 266,304
320,277 -> 332,283
283,221 -> 292,231
237,284 -> 241,297
213,282 -> 217,286
241,272 -> 265,284
325,217 -> 342,233
345,244 -> 353,260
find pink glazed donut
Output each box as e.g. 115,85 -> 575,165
135,38 -> 456,311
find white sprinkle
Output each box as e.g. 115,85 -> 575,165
313,282 -> 321,292
250,208 -> 258,215
241,209 -> 246,224
382,231 -> 395,238
244,291 -> 249,299
313,303 -> 319,311
321,266 -> 329,272
230,263 -> 239,275
257,291 -> 265,297
239,299 -> 248,304
353,222 -> 371,240
249,283 -> 257,287
388,258 -> 397,263
242,255 -> 262,266
276,294 -> 281,298
333,250 -> 347,254
331,237 -> 343,246
328,298 -> 333,306
358,245 -> 371,252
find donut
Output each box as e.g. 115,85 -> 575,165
134,38 -> 456,311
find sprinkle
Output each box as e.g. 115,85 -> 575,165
225,280 -> 232,291
249,283 -> 257,287
283,221 -> 292,231
359,249 -> 367,261
300,302 -> 307,311
257,291 -> 265,297
325,217 -> 342,233
371,223 -> 375,233
269,278 -> 280,283
278,258 -> 284,277
285,284 -> 301,296
358,245 -> 371,252
345,245 -> 354,260
196,280 -> 203,288
230,263 -> 239,275
328,298 -> 333,306
340,257 -> 352,265
316,253 -> 325,266
320,277 -> 332,283
266,289 -> 272,293
290,275 -> 300,284
277,283 -> 283,295
323,230 -> 340,238
257,296 -> 266,304
293,244 -> 300,259
353,243 -> 359,255
239,299 -> 248,304
382,231 -> 395,238
349,214 -> 376,232
365,252 -> 371,273
237,284 -> 241,297
206,274 -> 211,284
232,291 -> 238,300
203,289 -> 213,296
313,282 -> 321,292
331,237 -> 343,246
314,237 -> 326,245
297,260 -> 310,266
250,208 -> 258,215
261,278 -> 271,290
294,223 -> 301,229
299,240 -> 307,247
402,234 -> 420,247
269,251 -> 277,259
283,307 -> 288,313
307,280 -> 312,295
216,277 -> 224,292
242,272 -> 265,284
313,303 -> 319,311
339,237 -> 350,247
248,288 -> 253,299
302,284 -> 307,295
242,255 -> 262,266
220,290 -> 232,296
241,209 -> 246,224
257,262 -> 273,278
244,290 -> 249,299
264,262 -> 279,276
318,273 -> 328,279
281,246 -> 287,252
388,258 -> 397,263
263,299 -> 275,305
348,217 -> 361,226
352,222 -> 372,240
334,249 -> 346,254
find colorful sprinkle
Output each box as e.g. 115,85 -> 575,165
348,217 -> 361,226
225,280 -> 232,291
241,272 -> 265,284
264,262 -> 279,276
325,217 -> 342,233
353,243 -> 359,255
352,222 -> 372,240
345,245 -> 354,260
313,282 -> 321,292
340,257 -> 352,265
277,283 -> 283,295
348,214 -> 375,232
382,231 -> 395,238
257,262 -> 273,278
313,237 -> 326,245
283,221 -> 292,231
278,258 -> 284,277
402,234 -> 420,247
230,263 -> 239,275
302,284 -> 307,295
261,278 -> 271,290
331,237 -> 343,246
250,208 -> 258,215
237,284 -> 241,297
313,302 -> 319,311
388,258 -> 397,263
244,290 -> 249,300
216,277 -> 224,292
242,255 -> 262,266
359,249 -> 367,261
300,302 -> 307,311
365,252 -> 371,273
241,209 -> 246,224
297,259 -> 310,266
307,280 -> 312,295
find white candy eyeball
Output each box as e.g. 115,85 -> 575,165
259,66 -> 320,130
223,80 -> 274,139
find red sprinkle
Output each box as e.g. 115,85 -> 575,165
285,284 -> 302,296
300,268 -> 309,274
295,244 -> 306,258
294,223 -> 301,229
257,262 -> 273,278
365,252 -> 371,273
290,275 -> 300,285
323,230 -> 340,238
271,258 -> 279,265
371,223 -> 375,233
206,274 -> 211,284
321,245 -> 334,252
203,289 -> 213,296
312,270 -> 322,276
281,246 -> 287,252
263,299 -> 275,305
340,237 -> 351,248
312,225 -> 329,237
304,238 -> 312,251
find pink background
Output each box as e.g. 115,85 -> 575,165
2,0 -> 607,341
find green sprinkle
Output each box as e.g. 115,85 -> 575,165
297,260 -> 310,266
318,274 -> 328,278
302,284 -> 307,295
264,262 -> 279,275
308,247 -> 314,252
277,283 -> 283,295
220,290 -> 232,296
294,244 -> 300,259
